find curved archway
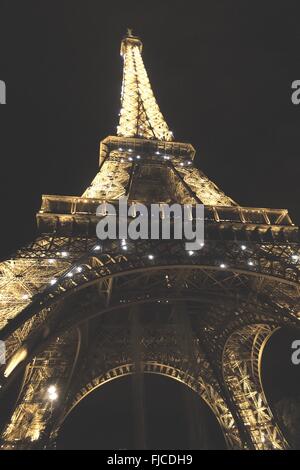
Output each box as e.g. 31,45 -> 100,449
56,360 -> 239,447
1,240 -> 299,344
222,324 -> 289,450
2,316 -> 243,450
261,327 -> 300,449
56,372 -> 227,450
1,254 -> 299,450
2,259 -> 298,383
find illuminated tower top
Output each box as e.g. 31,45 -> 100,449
78,30 -> 237,205
117,29 -> 173,141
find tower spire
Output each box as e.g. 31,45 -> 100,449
117,30 -> 173,141
126,27 -> 134,37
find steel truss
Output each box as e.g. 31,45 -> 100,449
0,31 -> 300,450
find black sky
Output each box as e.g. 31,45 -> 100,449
0,0 -> 300,449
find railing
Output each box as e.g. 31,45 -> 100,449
39,195 -> 294,227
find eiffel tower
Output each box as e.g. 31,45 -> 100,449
0,30 -> 299,450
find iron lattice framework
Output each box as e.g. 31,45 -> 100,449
117,30 -> 173,141
0,31 -> 300,450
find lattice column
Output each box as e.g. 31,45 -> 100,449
172,163 -> 236,206
83,158 -> 132,200
223,324 -> 289,449
0,256 -> 69,360
1,330 -> 79,449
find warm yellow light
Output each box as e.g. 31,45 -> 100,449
47,385 -> 58,401
4,347 -> 28,377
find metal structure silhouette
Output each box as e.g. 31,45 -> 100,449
0,31 -> 299,449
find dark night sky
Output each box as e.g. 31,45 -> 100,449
0,0 -> 300,449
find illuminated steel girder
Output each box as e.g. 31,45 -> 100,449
0,31 -> 299,450
117,31 -> 173,141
